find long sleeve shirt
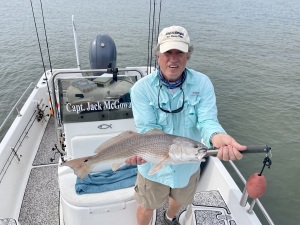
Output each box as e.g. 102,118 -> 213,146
130,67 -> 226,188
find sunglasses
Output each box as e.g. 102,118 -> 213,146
158,85 -> 185,113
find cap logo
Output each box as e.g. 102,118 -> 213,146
165,31 -> 184,38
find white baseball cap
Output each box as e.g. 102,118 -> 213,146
157,25 -> 190,53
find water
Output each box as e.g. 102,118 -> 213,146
1,0 -> 299,224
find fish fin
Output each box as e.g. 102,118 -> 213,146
94,131 -> 140,153
62,157 -> 91,179
148,155 -> 170,175
145,128 -> 165,135
111,162 -> 124,171
148,164 -> 166,175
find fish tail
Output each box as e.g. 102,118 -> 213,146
62,157 -> 91,179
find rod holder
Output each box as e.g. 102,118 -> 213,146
11,147 -> 20,161
247,199 -> 256,214
240,187 -> 249,207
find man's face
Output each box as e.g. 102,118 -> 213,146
157,49 -> 188,81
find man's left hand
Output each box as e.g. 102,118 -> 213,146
211,133 -> 247,161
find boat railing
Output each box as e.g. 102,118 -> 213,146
228,160 -> 275,225
0,82 -> 34,140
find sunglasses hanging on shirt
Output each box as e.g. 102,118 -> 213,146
158,84 -> 185,113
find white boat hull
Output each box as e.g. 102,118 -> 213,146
0,75 -> 50,220
0,68 -> 271,225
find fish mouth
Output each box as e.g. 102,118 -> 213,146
196,149 -> 208,158
198,149 -> 207,154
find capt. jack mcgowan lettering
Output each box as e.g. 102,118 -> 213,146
66,100 -> 132,114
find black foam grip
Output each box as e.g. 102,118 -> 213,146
244,145 -> 271,154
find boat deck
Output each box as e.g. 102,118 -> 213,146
16,117 -> 237,225
18,117 -> 59,225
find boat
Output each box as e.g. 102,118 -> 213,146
0,13 -> 275,225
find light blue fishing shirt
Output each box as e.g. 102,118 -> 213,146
130,68 -> 226,188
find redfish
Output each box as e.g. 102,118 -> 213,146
62,129 -> 207,179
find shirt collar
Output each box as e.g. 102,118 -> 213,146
151,67 -> 196,87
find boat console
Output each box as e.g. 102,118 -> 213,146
51,67 -> 149,225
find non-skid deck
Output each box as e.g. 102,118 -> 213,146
18,117 -> 60,225
17,116 -> 237,225
155,190 -> 236,225
18,166 -> 59,225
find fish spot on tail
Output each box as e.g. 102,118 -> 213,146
63,157 -> 91,179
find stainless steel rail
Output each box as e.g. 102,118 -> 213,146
0,82 -> 34,133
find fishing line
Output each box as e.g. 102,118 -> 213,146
147,0 -> 152,74
149,0 -> 156,72
147,0 -> 163,72
154,0 -> 162,69
29,0 -> 54,114
29,0 -> 46,76
39,0 -> 53,73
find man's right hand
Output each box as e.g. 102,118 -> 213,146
125,156 -> 147,165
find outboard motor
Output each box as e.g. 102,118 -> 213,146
89,34 -> 117,76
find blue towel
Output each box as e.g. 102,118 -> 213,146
75,165 -> 137,195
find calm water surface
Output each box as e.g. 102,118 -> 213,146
0,0 -> 299,224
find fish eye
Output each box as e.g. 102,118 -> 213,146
194,145 -> 198,148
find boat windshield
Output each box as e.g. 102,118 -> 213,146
56,74 -> 136,123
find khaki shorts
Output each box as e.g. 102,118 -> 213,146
134,169 -> 200,209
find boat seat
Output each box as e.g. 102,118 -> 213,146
69,133 -> 122,172
59,133 -> 135,207
59,172 -> 135,207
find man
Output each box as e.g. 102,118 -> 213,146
127,25 -> 246,225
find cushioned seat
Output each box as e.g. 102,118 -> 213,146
59,133 -> 135,207
69,133 -> 121,172
59,171 -> 135,207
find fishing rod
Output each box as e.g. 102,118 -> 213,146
147,0 -> 163,73
29,0 -> 54,115
205,144 -> 272,156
